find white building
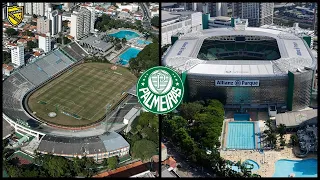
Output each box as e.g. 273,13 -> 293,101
33,3 -> 50,17
49,9 -> 62,36
70,8 -> 91,40
38,34 -> 51,53
161,11 -> 202,46
183,3 -> 228,17
151,8 -> 159,17
24,3 -> 33,15
11,45 -> 25,67
63,3 -> 75,11
117,3 -> 138,12
232,3 -> 274,27
37,16 -> 50,34
87,7 -> 96,33
208,16 -> 232,28
123,107 -> 141,133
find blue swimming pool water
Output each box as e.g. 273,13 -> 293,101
244,159 -> 260,171
234,114 -> 250,121
110,30 -> 140,40
227,122 -> 255,149
137,39 -> 151,45
273,159 -> 317,177
229,159 -> 260,172
118,48 -> 141,65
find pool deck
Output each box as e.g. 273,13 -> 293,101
221,141 -> 317,177
221,111 -> 317,177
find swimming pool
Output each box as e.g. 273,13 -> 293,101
234,114 -> 250,121
118,48 -> 141,65
227,121 -> 255,149
273,159 -> 317,177
243,159 -> 259,171
109,30 -> 140,40
137,39 -> 151,45
229,159 -> 259,172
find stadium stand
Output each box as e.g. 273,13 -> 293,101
37,132 -> 129,159
19,64 -> 49,86
61,42 -> 88,62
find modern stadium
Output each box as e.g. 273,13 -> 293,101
162,18 -> 317,112
3,42 -> 139,161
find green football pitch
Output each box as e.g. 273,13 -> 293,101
27,63 -> 137,127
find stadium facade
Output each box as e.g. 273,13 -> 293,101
162,19 -> 317,112
2,42 -> 130,161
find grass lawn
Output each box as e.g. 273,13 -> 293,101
27,63 -> 137,127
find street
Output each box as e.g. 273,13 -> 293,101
162,139 -> 214,177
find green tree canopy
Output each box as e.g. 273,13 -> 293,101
107,156 -> 118,170
3,51 -> 11,64
151,16 -> 159,28
129,43 -> 159,76
179,102 -> 203,120
27,41 -> 38,50
132,139 -> 157,161
5,28 -> 18,37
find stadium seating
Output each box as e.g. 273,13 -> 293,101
197,39 -> 281,61
61,42 -> 87,62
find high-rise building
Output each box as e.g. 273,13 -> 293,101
183,3 -> 228,17
24,2 -> 33,15
209,3 -> 228,17
37,16 -> 50,34
63,3 -> 75,11
70,8 -> 92,40
17,2 -> 24,7
49,9 -> 62,36
2,6 -> 7,20
11,45 -> 25,67
88,7 -> 96,33
33,3 -> 45,16
232,3 -> 274,27
38,34 -> 51,53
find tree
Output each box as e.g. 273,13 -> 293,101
3,51 -> 11,64
107,156 -> 118,170
151,16 -> 159,28
277,124 -> 286,138
42,155 -> 71,177
136,124 -> 142,132
23,30 -> 34,37
27,41 -> 38,50
179,102 -> 203,121
290,134 -> 299,146
121,37 -> 127,45
7,165 -> 22,177
129,43 -> 159,76
115,44 -> 122,51
5,28 -> 18,37
132,139 -> 157,161
137,112 -> 155,128
135,20 -> 142,27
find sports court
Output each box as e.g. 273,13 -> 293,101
27,63 -> 137,127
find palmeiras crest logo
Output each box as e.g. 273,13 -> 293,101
136,66 -> 184,114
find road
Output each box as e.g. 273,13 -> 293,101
139,3 -> 152,31
162,139 -> 215,177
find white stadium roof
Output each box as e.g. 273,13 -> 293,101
162,27 -> 317,76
